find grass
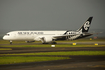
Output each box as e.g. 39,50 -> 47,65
1,51 -> 105,56
0,48 -> 12,50
0,39 -> 105,47
0,56 -> 69,65
0,39 -> 105,65
1,51 -> 104,65
0,44 -> 105,47
0,38 -> 105,45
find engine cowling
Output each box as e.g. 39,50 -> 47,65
41,36 -> 53,43
43,37 -> 52,43
34,36 -> 53,43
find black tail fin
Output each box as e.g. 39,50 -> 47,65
77,17 -> 93,32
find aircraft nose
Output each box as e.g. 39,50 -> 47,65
3,36 -> 7,40
3,36 -> 6,40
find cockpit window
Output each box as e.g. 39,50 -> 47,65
6,34 -> 10,36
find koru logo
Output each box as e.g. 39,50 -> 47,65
84,21 -> 90,30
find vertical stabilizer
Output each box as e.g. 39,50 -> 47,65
77,17 -> 93,32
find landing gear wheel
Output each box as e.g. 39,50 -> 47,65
42,43 -> 48,44
52,42 -> 57,44
10,42 -> 12,44
10,40 -> 12,44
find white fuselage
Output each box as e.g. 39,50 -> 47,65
3,31 -> 65,40
3,30 -> 81,41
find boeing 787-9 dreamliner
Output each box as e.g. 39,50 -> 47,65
3,17 -> 93,44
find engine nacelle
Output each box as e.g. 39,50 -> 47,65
34,36 -> 53,43
43,37 -> 52,43
34,37 -> 41,41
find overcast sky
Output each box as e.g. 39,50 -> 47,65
0,0 -> 105,33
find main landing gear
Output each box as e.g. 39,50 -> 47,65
42,42 -> 57,44
9,40 -> 12,44
52,39 -> 57,44
52,42 -> 57,44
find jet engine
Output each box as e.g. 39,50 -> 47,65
34,36 -> 55,44
42,37 -> 52,43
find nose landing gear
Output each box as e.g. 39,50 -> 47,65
10,40 -> 12,44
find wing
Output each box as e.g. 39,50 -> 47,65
53,34 -> 79,39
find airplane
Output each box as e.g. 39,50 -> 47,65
3,17 -> 93,44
